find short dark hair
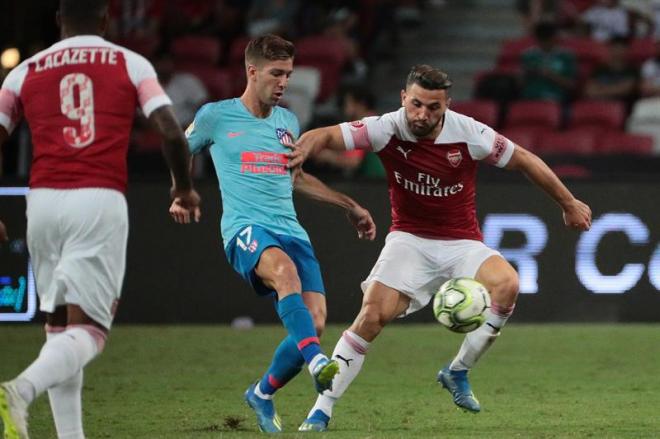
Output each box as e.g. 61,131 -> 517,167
245,34 -> 295,65
406,65 -> 452,90
59,0 -> 108,29
534,21 -> 558,41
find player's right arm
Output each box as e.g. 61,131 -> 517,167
0,60 -> 27,176
0,219 -> 7,241
169,103 -> 215,224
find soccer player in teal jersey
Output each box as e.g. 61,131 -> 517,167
169,34 -> 377,433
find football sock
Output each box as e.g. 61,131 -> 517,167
276,294 -> 324,373
16,326 -> 104,404
258,336 -> 304,397
449,301 -> 515,371
308,330 -> 370,418
45,327 -> 85,439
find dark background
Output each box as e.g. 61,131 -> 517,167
2,177 -> 658,324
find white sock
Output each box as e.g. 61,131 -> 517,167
46,330 -> 85,439
449,302 -> 514,371
254,385 -> 272,400
307,353 -> 326,375
17,327 -> 100,403
307,330 -> 370,419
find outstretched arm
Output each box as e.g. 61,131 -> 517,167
294,170 -> 376,240
506,145 -> 591,230
287,125 -> 345,169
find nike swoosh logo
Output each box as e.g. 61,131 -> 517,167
480,128 -> 486,134
228,131 -> 244,138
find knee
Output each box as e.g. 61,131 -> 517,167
490,273 -> 519,305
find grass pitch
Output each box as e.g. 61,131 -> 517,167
2,324 -> 660,438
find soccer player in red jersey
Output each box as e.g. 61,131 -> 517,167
0,1 -> 199,438
289,65 -> 592,431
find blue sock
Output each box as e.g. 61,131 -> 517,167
258,336 -> 304,395
276,293 -> 323,364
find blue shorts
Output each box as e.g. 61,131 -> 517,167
225,224 -> 325,297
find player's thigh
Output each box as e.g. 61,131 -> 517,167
26,189 -> 66,309
361,231 -> 438,317
474,254 -> 519,305
282,236 -> 325,296
58,189 -> 128,330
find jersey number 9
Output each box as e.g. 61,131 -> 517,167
59,73 -> 95,148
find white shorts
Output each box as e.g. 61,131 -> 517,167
361,231 -> 501,317
26,188 -> 129,329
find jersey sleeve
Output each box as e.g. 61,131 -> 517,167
465,118 -> 515,168
0,61 -> 28,134
122,50 -> 172,118
339,115 -> 394,153
185,103 -> 215,154
289,112 -> 301,139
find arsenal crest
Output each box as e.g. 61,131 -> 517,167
447,149 -> 462,167
276,128 -> 293,145
349,120 -> 364,130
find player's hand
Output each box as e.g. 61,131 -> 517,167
169,188 -> 201,224
346,205 -> 376,241
285,134 -> 314,170
562,198 -> 591,231
0,220 -> 7,241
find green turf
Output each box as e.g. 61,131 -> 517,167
2,324 -> 660,438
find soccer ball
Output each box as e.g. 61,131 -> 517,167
433,278 -> 491,333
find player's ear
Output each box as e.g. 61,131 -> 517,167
446,96 -> 452,108
246,64 -> 258,82
400,89 -> 406,107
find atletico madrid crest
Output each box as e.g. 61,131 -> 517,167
447,149 -> 462,167
276,128 -> 293,145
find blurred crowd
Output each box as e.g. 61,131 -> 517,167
467,0 -> 660,164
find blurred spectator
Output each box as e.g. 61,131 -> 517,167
311,86 -> 385,178
521,21 -> 577,102
323,7 -> 368,82
154,54 -> 208,127
584,36 -> 638,107
516,0 -> 561,32
580,0 -> 652,41
247,0 -> 300,38
640,39 -> 660,97
108,0 -> 163,41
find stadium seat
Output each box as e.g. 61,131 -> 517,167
504,100 -> 561,130
535,129 -> 597,155
562,37 -> 608,70
626,38 -> 655,67
496,37 -> 535,70
229,36 -> 251,66
569,100 -> 625,131
627,97 -> 660,154
450,100 -> 499,127
500,127 -> 541,152
171,35 -> 222,65
296,36 -> 349,102
175,65 -> 233,100
597,133 -> 653,155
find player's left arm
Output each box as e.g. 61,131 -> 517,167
505,145 -> 592,231
294,170 -> 376,240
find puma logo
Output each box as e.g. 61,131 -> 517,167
336,354 -> 354,367
480,127 -> 486,134
396,145 -> 412,159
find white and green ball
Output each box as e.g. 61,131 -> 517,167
433,278 -> 491,333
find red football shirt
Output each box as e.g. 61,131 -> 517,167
0,35 -> 171,192
340,108 -> 515,241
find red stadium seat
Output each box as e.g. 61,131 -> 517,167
296,36 -> 349,102
500,127 -> 541,152
175,65 -> 233,100
562,37 -> 607,69
570,100 -> 626,131
229,36 -> 251,66
171,36 -> 222,65
504,100 -> 561,130
535,129 -> 597,155
626,38 -> 655,67
597,132 -> 653,155
496,37 -> 535,69
450,100 -> 499,127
